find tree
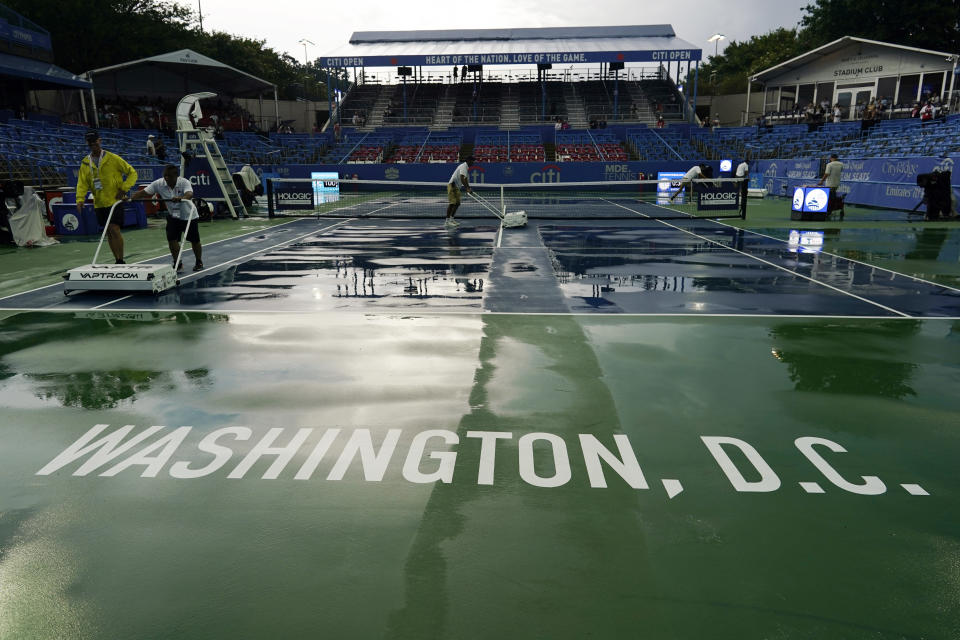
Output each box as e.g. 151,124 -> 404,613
2,0 -> 321,100
694,28 -> 806,95
800,0 -> 960,53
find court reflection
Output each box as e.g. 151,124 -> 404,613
541,225 -> 960,316
0,312 -> 224,410
172,224 -> 494,311
386,314 -> 659,638
768,319 -> 921,399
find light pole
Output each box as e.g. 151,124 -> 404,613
298,38 -> 314,132
708,33 -> 726,59
707,34 -> 725,124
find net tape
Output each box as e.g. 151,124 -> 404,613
266,177 -> 746,221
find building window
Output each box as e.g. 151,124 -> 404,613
920,72 -> 944,101
897,74 -> 920,106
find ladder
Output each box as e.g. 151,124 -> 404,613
175,92 -> 246,219
178,128 -> 246,219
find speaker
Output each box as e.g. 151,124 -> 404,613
609,62 -> 624,71
467,64 -> 482,72
537,63 -> 552,71
397,66 -> 412,76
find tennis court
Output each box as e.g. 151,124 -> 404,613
1,190 -> 959,639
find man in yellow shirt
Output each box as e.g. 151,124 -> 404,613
76,130 -> 138,263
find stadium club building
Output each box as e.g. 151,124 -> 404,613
748,37 -> 959,122
745,37 -> 960,212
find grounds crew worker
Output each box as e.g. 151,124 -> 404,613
76,130 -> 138,263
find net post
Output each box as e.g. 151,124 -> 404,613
267,179 -> 275,219
500,185 -> 505,217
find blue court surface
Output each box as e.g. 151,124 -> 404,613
2,216 -> 958,317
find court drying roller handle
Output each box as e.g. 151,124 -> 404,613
91,199 -> 127,265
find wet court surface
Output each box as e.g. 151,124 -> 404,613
0,310 -> 958,639
1,217 -> 959,639
2,218 -> 958,317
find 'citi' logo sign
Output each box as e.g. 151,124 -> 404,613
190,170 -> 211,186
530,164 -> 561,183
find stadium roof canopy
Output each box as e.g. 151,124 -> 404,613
322,25 -> 701,68
85,49 -> 276,98
0,52 -> 91,89
751,36 -> 959,83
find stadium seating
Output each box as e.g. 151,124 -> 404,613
556,131 -> 628,162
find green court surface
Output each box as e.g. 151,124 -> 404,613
0,312 -> 958,638
0,198 -> 959,639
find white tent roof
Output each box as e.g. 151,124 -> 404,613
85,49 -> 275,97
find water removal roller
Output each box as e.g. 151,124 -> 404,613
63,199 -> 198,295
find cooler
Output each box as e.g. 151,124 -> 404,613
52,203 -> 98,235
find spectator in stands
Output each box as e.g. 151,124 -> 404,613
911,102 -> 921,118
334,121 -> 341,142
818,153 -> 844,220
132,164 -> 203,272
445,155 -> 475,228
712,115 -> 720,130
735,159 -> 749,217
554,117 -> 562,131
76,130 -> 137,264
453,65 -> 458,82
146,134 -> 156,157
669,163 -> 707,203
154,137 -> 167,162
352,113 -> 360,126
656,115 -> 665,128
461,65 -> 467,82
833,104 -> 842,124
920,101 -> 934,122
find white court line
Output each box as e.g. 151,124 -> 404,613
0,216 -> 313,303
89,219 -> 355,309
600,199 -> 912,318
1,305 -> 956,320
708,222 -> 960,294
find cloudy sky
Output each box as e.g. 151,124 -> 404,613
193,0 -> 809,63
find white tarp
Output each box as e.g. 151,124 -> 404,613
10,188 -> 58,247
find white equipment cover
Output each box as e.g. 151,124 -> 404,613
9,188 -> 58,247
236,165 -> 261,192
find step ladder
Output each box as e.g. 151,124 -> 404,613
175,92 -> 246,219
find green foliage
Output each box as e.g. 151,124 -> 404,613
695,0 -> 959,95
697,28 -> 806,94
2,0 -> 332,99
800,0 -> 959,53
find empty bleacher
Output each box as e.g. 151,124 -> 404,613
556,131 -> 628,162
386,131 -> 461,163
473,131 -> 545,163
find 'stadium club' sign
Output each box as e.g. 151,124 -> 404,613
696,183 -> 740,210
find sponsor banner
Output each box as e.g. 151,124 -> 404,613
323,49 -> 701,68
274,181 -> 315,209
272,161 -> 713,184
756,156 -> 960,210
697,183 -> 739,210
182,157 -> 222,199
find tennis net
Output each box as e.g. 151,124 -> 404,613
265,177 -> 746,221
